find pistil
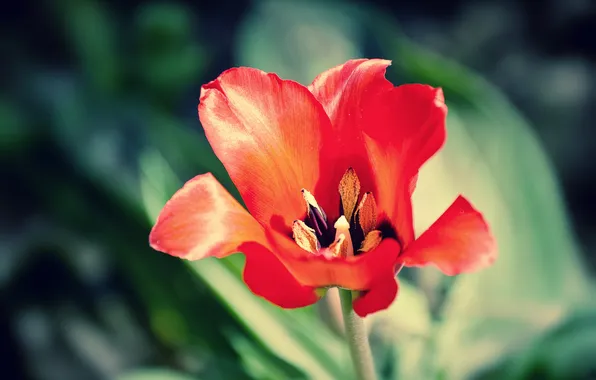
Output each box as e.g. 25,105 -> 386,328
332,215 -> 354,257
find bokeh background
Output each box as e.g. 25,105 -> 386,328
2,0 -> 596,379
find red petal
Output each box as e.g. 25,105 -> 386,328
199,68 -> 332,232
150,174 -> 320,308
400,196 -> 496,275
309,59 -> 393,120
362,85 -> 447,246
241,242 -> 320,308
307,59 -> 394,219
149,173 -> 268,260
276,237 -> 402,290
353,277 -> 399,317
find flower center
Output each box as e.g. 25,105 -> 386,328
292,168 -> 383,257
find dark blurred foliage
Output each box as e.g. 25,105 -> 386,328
1,0 -> 595,379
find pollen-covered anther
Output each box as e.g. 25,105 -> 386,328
333,215 -> 354,257
292,220 -> 320,253
338,167 -> 361,223
356,192 -> 377,235
359,230 -> 383,253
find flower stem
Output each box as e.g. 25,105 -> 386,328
339,289 -> 377,380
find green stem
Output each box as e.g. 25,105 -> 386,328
339,289 -> 377,380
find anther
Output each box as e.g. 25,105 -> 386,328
359,230 -> 382,252
356,192 -> 377,236
338,167 -> 361,223
301,189 -> 329,239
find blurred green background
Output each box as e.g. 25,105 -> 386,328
2,0 -> 596,379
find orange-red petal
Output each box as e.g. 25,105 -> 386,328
149,173 -> 268,260
353,277 -> 399,317
308,59 -> 394,220
308,59 -> 393,124
198,68 -> 332,232
241,242 -> 320,308
150,173 -> 319,307
399,196 -> 496,275
275,237 -> 402,290
362,85 -> 447,246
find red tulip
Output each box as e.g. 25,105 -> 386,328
149,59 -> 496,317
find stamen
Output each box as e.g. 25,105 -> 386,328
338,167 -> 361,223
302,188 -> 323,215
296,171 -> 384,257
301,188 -> 328,239
356,192 -> 377,236
358,230 -> 382,252
333,215 -> 354,257
292,220 -> 320,253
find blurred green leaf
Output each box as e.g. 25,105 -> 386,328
368,281 -> 433,380
117,368 -> 198,380
0,97 -> 32,154
228,328 -> 307,380
470,309 -> 596,380
236,0 -> 363,84
144,111 -> 235,193
52,0 -> 119,93
135,2 -> 206,99
512,310 -> 596,379
372,280 -> 432,337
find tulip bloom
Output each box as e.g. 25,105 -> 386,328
149,59 -> 495,317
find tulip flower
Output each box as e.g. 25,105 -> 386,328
150,59 -> 496,380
